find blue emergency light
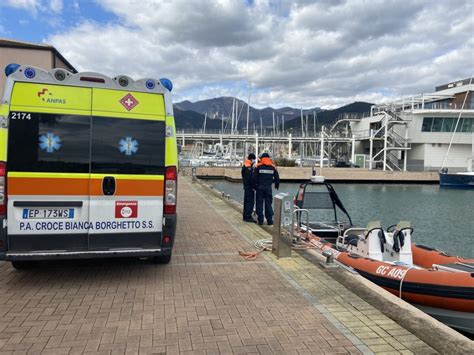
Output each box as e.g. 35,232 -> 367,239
159,78 -> 173,92
24,67 -> 36,79
145,79 -> 155,90
5,63 -> 20,77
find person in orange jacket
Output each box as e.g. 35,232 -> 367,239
253,153 -> 280,225
241,153 -> 256,222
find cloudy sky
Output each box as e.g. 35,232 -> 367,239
1,0 -> 473,108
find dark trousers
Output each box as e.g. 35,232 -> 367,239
256,186 -> 273,223
243,187 -> 255,220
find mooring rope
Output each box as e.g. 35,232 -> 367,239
399,266 -> 415,299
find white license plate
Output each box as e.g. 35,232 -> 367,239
22,208 -> 75,219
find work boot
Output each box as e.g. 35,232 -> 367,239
243,218 -> 256,223
258,221 -> 264,225
267,221 -> 273,226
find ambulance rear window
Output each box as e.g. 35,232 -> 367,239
91,116 -> 165,175
7,112 -> 90,173
7,112 -> 165,175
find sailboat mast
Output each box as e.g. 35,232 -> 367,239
231,98 -> 235,134
300,109 -> 304,137
272,111 -> 275,136
305,114 -> 309,137
440,76 -> 473,169
313,111 -> 316,136
246,81 -> 251,134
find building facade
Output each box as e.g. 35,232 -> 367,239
350,78 -> 473,172
0,38 -> 76,98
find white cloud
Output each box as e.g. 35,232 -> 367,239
3,0 -> 63,14
5,0 -> 39,10
47,0 -> 473,109
48,0 -> 63,13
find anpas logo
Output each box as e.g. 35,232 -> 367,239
115,201 -> 138,218
37,88 -> 66,104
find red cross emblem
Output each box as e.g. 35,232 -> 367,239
119,93 -> 139,111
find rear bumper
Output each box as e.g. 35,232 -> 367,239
163,213 -> 177,247
0,214 -> 177,261
2,248 -> 166,261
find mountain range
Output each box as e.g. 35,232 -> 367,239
173,97 -> 373,131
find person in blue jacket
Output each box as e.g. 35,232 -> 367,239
254,153 -> 280,225
241,153 -> 256,222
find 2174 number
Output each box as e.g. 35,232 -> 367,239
10,112 -> 31,120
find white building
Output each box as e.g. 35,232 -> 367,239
349,78 -> 473,172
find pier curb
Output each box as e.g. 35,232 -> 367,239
299,249 -> 474,354
193,176 -> 473,354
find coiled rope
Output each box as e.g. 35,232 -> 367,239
238,236 -> 317,261
238,239 -> 272,261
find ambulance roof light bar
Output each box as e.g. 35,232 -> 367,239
5,64 -> 172,95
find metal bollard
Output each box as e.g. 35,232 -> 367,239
319,250 -> 338,268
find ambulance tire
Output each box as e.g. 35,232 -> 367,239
153,254 -> 172,264
11,261 -> 34,270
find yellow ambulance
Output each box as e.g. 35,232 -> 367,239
0,64 -> 178,269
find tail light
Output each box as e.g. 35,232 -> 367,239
0,162 -> 6,216
164,166 -> 177,214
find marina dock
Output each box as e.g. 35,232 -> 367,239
0,176 -> 471,354
194,167 -> 440,183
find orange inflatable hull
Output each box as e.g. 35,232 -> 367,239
303,234 -> 474,314
336,252 -> 474,313
412,244 -> 474,269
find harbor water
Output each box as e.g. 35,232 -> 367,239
206,180 -> 474,259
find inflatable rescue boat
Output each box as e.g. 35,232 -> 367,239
294,177 -> 474,335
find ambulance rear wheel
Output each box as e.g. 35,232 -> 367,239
153,254 -> 171,264
11,261 -> 34,270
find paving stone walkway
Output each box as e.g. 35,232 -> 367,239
0,177 -> 436,354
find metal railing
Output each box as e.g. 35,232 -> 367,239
177,128 -> 355,139
387,131 -> 410,149
386,152 -> 402,171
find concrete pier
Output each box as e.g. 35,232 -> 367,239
194,167 -> 440,183
0,177 -> 470,354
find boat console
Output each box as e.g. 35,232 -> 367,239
294,177 -> 353,243
336,221 -> 414,265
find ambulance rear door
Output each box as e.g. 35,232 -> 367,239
6,82 -> 92,252
89,88 -> 166,250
